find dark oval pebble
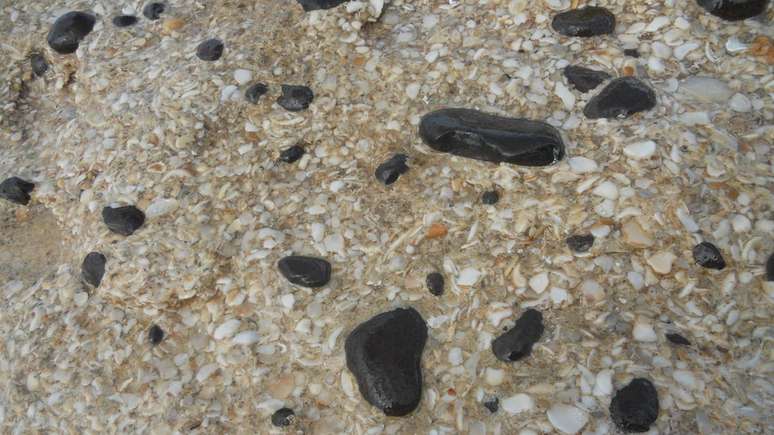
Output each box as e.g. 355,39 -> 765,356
696,0 -> 769,21
245,82 -> 268,104
47,11 -> 96,54
149,324 -> 164,345
481,190 -> 499,205
271,408 -> 295,427
583,77 -> 656,119
375,154 -> 409,185
102,205 -> 146,236
552,6 -> 616,37
196,38 -> 224,61
419,108 -> 565,166
297,0 -> 350,11
665,333 -> 691,346
31,53 -> 49,77
624,48 -> 640,58
610,378 -> 659,433
766,252 -> 774,281
112,15 -> 138,27
278,255 -> 331,288
277,85 -> 314,112
491,308 -> 544,362
345,307 -> 428,416
279,145 -> 305,163
425,272 -> 445,296
483,396 -> 499,413
143,2 -> 166,20
692,242 -> 726,270
563,65 -> 610,93
0,177 -> 35,205
566,234 -> 595,253
81,252 -> 106,287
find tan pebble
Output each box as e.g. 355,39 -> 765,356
426,223 -> 448,239
647,251 -> 676,275
267,373 -> 295,399
163,18 -> 185,32
621,219 -> 654,248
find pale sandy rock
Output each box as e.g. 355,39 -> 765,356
547,404 -> 589,434
647,251 -> 676,274
621,219 -> 654,248
633,320 -> 658,342
502,394 -> 535,415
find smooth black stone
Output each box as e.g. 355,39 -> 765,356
693,242 -> 726,270
483,397 -> 499,413
481,190 -> 499,205
196,38 -> 224,61
583,77 -> 656,119
766,252 -> 774,281
563,65 -> 610,93
426,272 -> 445,296
345,307 -> 427,416
47,11 -> 96,54
491,308 -> 544,362
566,234 -> 595,253
81,252 -> 106,287
149,324 -> 164,345
375,154 -> 409,185
102,205 -> 145,236
278,255 -> 331,288
271,408 -> 295,427
277,85 -> 314,112
552,7 -> 616,37
245,82 -> 268,104
31,53 -> 48,77
610,378 -> 659,433
624,48 -> 640,58
297,0 -> 350,11
112,15 -> 138,27
0,177 -> 35,205
279,145 -> 305,163
666,333 -> 691,346
419,108 -> 565,167
143,2 -> 166,20
696,0 -> 769,21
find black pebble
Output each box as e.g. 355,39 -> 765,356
696,0 -> 769,21
245,82 -> 268,104
552,6 -> 616,37
47,11 -> 96,54
483,397 -> 499,413
149,324 -> 164,345
279,145 -> 305,163
665,333 -> 691,346
271,408 -> 295,427
566,234 -> 595,253
102,205 -> 146,236
375,154 -> 409,185
142,2 -> 166,20
112,15 -> 138,27
345,307 -> 427,416
491,308 -> 544,362
81,252 -> 106,287
277,85 -> 314,112
624,48 -> 640,58
0,177 -> 35,205
610,378 -> 659,433
297,0 -> 350,11
278,255 -> 332,288
583,77 -> 656,119
481,190 -> 499,205
766,252 -> 774,281
31,53 -> 49,77
196,38 -> 224,61
426,272 -> 444,296
563,65 -> 610,93
692,242 -> 726,270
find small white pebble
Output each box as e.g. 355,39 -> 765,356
581,279 -> 605,302
550,287 -> 570,305
647,251 -> 676,274
233,69 -> 252,85
213,319 -> 241,340
329,180 -> 345,192
729,93 -> 752,112
547,404 -> 589,434
448,347 -> 463,366
593,180 -> 619,200
554,82 -> 575,110
484,368 -> 505,386
196,364 -> 219,382
457,268 -> 481,286
673,370 -> 698,390
633,321 -> 658,342
529,272 -> 549,294
405,83 -> 421,99
232,330 -> 260,345
280,294 -> 295,309
593,370 -> 613,396
502,394 -> 535,415
568,156 -> 598,173
624,140 -> 656,160
731,214 -> 751,233
674,42 -> 699,60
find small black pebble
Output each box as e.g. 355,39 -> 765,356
563,65 -> 611,93
31,53 -> 49,77
277,85 -> 314,112
610,378 -> 659,433
566,234 -> 595,253
0,177 -> 35,205
81,252 -> 106,287
271,407 -> 295,427
245,82 -> 268,104
623,48 -> 640,58
481,190 -> 499,205
583,77 -> 657,119
297,0 -> 350,11
279,145 -> 305,163
696,0 -> 769,21
666,333 -> 691,346
552,6 -> 616,37
102,205 -> 146,236
142,2 -> 166,20
765,252 -> 774,281
278,255 -> 332,288
112,15 -> 139,27
491,308 -> 544,362
483,396 -> 499,413
196,38 -> 224,61
692,242 -> 726,270
47,11 -> 96,54
426,272 -> 445,296
375,154 -> 409,185
149,324 -> 164,345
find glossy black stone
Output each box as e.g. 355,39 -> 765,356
375,154 -> 409,185
419,108 -> 565,166
563,66 -> 610,93
112,15 -> 138,27
566,234 -> 595,253
31,53 -> 48,77
696,0 -> 769,21
491,308 -> 544,362
149,324 -> 164,345
277,85 -> 314,112
271,408 -> 295,427
279,145 -> 305,163
692,242 -> 726,270
426,272 -> 444,296
624,48 -> 640,58
143,2 -> 166,20
583,77 -> 656,119
345,307 -> 427,416
0,177 -> 35,205
102,205 -> 145,236
196,38 -> 224,61
47,11 -> 96,54
766,252 -> 774,281
81,252 -> 106,287
245,82 -> 268,104
483,396 -> 499,413
552,7 -> 616,37
297,0 -> 350,11
610,378 -> 659,433
665,333 -> 691,346
278,255 -> 331,288
481,190 -> 499,205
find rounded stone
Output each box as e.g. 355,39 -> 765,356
196,38 -> 224,61
425,272 -> 445,296
271,408 -> 295,427
610,378 -> 659,433
481,190 -> 499,205
142,2 -> 166,20
47,11 -> 96,54
277,85 -> 314,112
245,82 -> 268,104
112,15 -> 139,27
149,324 -> 164,345
552,7 -> 616,37
692,242 -> 726,270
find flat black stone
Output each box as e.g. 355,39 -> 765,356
81,252 -> 106,287
0,177 -> 35,205
375,154 -> 409,185
102,205 -> 145,236
112,15 -> 138,27
419,108 -> 565,167
297,0 -> 350,11
425,272 -> 444,296
481,190 -> 499,205
277,85 -> 314,112
345,307 -> 427,416
563,66 -> 610,93
566,234 -> 595,253
47,11 -> 96,54
766,252 -> 774,281
696,0 -> 769,21
483,396 -> 499,413
142,2 -> 166,20
278,255 -> 331,288
31,53 -> 48,77
665,333 -> 691,346
624,48 -> 640,58
610,378 -> 659,433
196,38 -> 224,61
245,82 -> 268,104
693,242 -> 726,270
491,308 -> 544,362
149,324 -> 164,345
583,77 -> 656,119
279,145 -> 305,163
552,7 -> 616,37
271,408 -> 295,427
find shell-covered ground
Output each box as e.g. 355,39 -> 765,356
1,0 -> 772,434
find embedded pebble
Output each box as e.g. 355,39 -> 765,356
142,2 -> 166,20
148,325 -> 164,345
563,66 -> 610,93
277,255 -> 332,288
623,140 -> 657,160
547,404 -> 589,434
481,190 -> 499,205
245,82 -> 268,104
112,15 -> 139,27
529,272 -> 549,294
501,394 -> 535,415
729,93 -> 752,112
491,309 -> 544,362
457,268 -> 481,286
102,205 -> 145,236
610,378 -> 659,432
271,408 -> 295,427
666,333 -> 691,346
30,53 -> 48,77
277,85 -> 314,112
196,38 -> 224,61
47,11 -> 96,54
375,154 -> 409,185
81,252 -> 106,288
483,397 -> 499,413
566,234 -> 594,253
633,321 -> 658,342
647,251 -> 676,275
297,0 -> 350,11
693,242 -> 726,270
425,272 -> 445,296
232,330 -> 260,345
279,145 -> 305,163
233,69 -> 252,85
584,78 -> 657,119
695,0 -> 769,21
551,7 -> 616,37
621,220 -> 654,248
484,368 -> 505,386
213,319 -> 241,340
0,177 -> 34,205
678,77 -> 733,103
567,156 -> 599,173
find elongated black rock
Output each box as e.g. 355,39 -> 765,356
149,324 -> 164,345
665,333 -> 691,346
693,242 -> 726,270
345,307 -> 427,416
426,272 -> 444,296
563,65 -> 610,93
419,109 -> 565,166
102,205 -> 145,236
566,234 -> 594,253
279,145 -> 305,163
492,308 -> 544,362
552,7 -> 616,37
297,0 -> 350,11
143,2 -> 166,20
583,77 -> 656,119
81,252 -> 106,287
245,82 -> 268,104
610,378 -> 659,433
196,38 -> 224,61
696,0 -> 769,21
0,177 -> 35,205
47,11 -> 96,54
766,252 -> 774,281
277,85 -> 314,112
278,255 -> 331,287
31,53 -> 48,77
375,154 -> 409,185
113,15 -> 138,27
271,408 -> 295,427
